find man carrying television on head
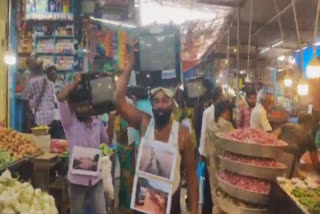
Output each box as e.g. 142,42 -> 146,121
57,73 -> 111,214
114,45 -> 199,214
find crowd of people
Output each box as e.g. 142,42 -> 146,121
19,47 -> 320,214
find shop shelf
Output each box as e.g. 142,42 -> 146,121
36,35 -> 73,39
57,69 -> 73,72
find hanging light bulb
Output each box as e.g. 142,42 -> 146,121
297,77 -> 309,96
4,52 -> 16,65
245,74 -> 252,83
284,76 -> 293,87
306,57 -> 320,78
306,0 -> 320,78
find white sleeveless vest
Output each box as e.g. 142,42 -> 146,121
145,119 -> 182,193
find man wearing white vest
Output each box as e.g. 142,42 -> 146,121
114,49 -> 199,214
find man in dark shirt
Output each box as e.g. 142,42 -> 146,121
277,113 -> 320,177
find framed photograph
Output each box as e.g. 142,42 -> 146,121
131,175 -> 172,214
136,138 -> 178,182
70,146 -> 101,176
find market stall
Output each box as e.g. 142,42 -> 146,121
0,126 -> 61,213
270,177 -> 320,214
210,128 -> 289,213
0,127 -> 41,174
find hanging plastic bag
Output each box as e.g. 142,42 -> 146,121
100,156 -> 114,199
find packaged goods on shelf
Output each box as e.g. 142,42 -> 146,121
37,39 -> 55,53
37,56 -> 54,68
56,56 -> 73,71
55,39 -> 74,54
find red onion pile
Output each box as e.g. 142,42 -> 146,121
218,170 -> 271,194
220,128 -> 286,146
223,152 -> 281,168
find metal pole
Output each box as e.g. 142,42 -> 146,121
227,26 -> 230,85
247,0 -> 253,74
291,0 -> 303,71
7,0 -> 11,128
236,7 -> 240,109
273,0 -> 284,39
252,0 -> 300,38
313,0 -> 320,55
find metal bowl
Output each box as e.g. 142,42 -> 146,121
217,173 -> 269,205
213,133 -> 287,159
214,188 -> 269,214
219,155 -> 287,181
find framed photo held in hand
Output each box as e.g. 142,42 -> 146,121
70,146 -> 101,176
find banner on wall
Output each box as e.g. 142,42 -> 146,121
88,24 -> 128,71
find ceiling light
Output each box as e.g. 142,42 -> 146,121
298,84 -> 309,96
245,75 -> 252,83
284,78 -> 292,87
271,40 -> 283,48
260,47 -> 270,54
4,52 -> 16,65
277,55 -> 285,61
288,56 -> 296,64
297,77 -> 309,96
306,57 -> 320,79
240,70 -> 246,74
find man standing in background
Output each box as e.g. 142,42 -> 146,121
21,63 -> 55,131
250,89 -> 274,132
46,66 -> 65,139
237,90 -> 256,128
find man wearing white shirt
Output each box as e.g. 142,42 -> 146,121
47,66 -> 65,139
250,89 -> 274,132
198,86 -> 225,214
199,87 -> 224,157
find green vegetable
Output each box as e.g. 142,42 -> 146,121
100,144 -> 115,156
292,187 -> 320,214
0,150 -> 15,169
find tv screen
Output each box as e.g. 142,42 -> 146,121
186,80 -> 206,99
139,34 -> 176,71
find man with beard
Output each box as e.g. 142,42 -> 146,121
114,52 -> 199,214
237,90 -> 257,128
57,74 -> 110,214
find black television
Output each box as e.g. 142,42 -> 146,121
139,33 -> 176,72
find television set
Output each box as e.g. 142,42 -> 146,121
139,33 -> 176,72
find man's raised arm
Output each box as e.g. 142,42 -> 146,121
114,49 -> 146,130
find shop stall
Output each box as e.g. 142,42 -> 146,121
210,128 -> 288,213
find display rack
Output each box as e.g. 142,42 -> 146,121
35,34 -> 75,72
26,13 -> 73,21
